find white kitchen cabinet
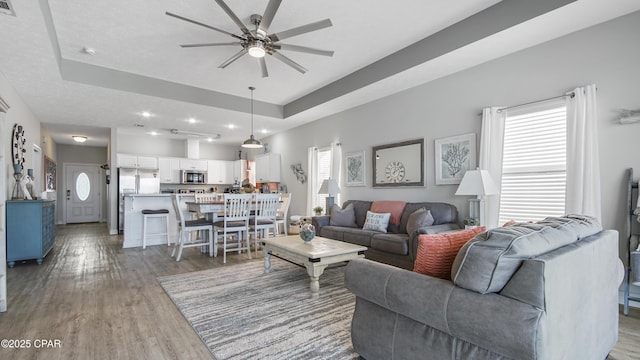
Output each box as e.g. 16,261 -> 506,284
180,159 -> 208,171
117,154 -> 158,169
207,160 -> 233,184
255,153 -> 281,183
158,157 -> 181,184
232,160 -> 252,184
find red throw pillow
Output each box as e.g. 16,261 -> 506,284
370,201 -> 406,226
413,227 -> 486,280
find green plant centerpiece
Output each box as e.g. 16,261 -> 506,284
313,206 -> 324,216
464,218 -> 479,227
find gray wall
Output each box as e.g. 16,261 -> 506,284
266,12 -> 640,274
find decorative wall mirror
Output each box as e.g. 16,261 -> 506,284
372,138 -> 424,187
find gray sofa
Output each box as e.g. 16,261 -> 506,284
312,200 -> 459,270
345,215 -> 624,360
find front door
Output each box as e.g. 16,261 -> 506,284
65,164 -> 101,223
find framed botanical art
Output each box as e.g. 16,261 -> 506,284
372,139 -> 424,187
435,133 -> 476,185
44,155 -> 56,191
345,151 -> 365,186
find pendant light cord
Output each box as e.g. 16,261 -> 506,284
249,86 -> 255,136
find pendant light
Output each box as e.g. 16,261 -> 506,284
241,86 -> 263,149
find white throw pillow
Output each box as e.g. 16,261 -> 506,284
362,211 -> 391,233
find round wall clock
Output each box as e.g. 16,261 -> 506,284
12,123 -> 26,171
385,160 -> 405,183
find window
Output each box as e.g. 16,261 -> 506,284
308,144 -> 341,214
498,101 -> 567,224
312,146 -> 333,211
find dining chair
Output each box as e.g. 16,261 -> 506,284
171,194 -> 215,261
214,193 -> 252,263
250,193 -> 280,256
275,193 -> 292,236
194,193 -> 223,220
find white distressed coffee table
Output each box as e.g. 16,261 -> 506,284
262,235 -> 366,296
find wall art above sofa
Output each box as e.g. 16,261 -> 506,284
372,138 -> 424,187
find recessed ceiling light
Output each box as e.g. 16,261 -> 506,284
187,118 -> 197,124
261,129 -> 268,134
207,137 -> 213,142
140,111 -> 152,118
72,136 -> 87,143
150,131 -> 158,136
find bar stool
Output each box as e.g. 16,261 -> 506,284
141,209 -> 170,249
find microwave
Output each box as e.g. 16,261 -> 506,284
181,170 -> 207,184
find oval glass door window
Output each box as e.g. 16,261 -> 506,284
76,172 -> 91,201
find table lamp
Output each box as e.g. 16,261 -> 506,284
318,179 -> 341,215
455,169 -> 499,227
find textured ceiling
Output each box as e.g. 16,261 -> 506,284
1,0 -> 639,146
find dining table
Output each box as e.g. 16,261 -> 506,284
186,198 -> 283,222
186,201 -> 226,222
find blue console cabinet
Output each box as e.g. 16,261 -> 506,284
6,200 -> 56,268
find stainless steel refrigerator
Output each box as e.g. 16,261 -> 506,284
117,168 -> 160,233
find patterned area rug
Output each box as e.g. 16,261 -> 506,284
158,258 -> 359,360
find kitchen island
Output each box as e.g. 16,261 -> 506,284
123,194 -> 193,248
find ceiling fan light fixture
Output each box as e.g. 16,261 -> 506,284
241,86 -> 263,149
248,40 -> 266,58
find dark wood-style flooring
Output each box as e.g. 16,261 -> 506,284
0,223 -> 638,359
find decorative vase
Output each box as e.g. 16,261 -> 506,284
299,224 -> 315,242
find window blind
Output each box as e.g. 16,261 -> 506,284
498,104 -> 567,224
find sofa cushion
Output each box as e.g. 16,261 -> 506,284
329,203 -> 358,227
343,200 -> 373,228
399,202 -> 458,233
370,201 -> 407,233
370,233 -> 410,256
406,208 -> 435,237
413,227 -> 485,280
451,215 -> 602,294
340,227 -> 379,247
363,211 -> 391,233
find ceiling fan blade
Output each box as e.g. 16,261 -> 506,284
180,42 -> 240,48
166,12 -> 242,40
218,49 -> 248,68
269,19 -> 332,42
259,58 -> 269,78
214,0 -> 251,36
271,51 -> 307,74
258,0 -> 282,36
275,44 -> 334,57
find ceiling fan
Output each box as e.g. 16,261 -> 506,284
166,0 -> 334,78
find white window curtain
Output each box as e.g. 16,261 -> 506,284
0,97 -> 8,312
331,142 -> 342,206
479,107 -> 506,229
306,146 -> 318,215
565,84 -> 601,220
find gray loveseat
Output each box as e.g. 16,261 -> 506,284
345,215 -> 624,360
312,200 -> 459,270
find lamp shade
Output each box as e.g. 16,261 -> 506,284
455,169 -> 498,196
318,179 -> 341,195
